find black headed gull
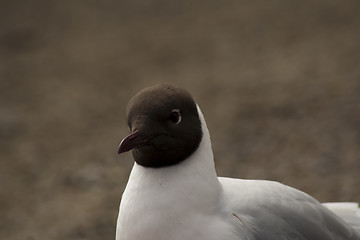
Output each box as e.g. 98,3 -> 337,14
116,84 -> 360,240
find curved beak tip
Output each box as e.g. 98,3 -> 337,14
117,130 -> 150,155
117,140 -> 127,154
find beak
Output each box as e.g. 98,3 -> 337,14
118,130 -> 151,154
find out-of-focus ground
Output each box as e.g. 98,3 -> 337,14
1,1 -> 360,239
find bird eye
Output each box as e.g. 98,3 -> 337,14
169,109 -> 181,125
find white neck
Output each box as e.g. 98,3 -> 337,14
116,106 -> 222,240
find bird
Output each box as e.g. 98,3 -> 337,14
116,84 -> 360,240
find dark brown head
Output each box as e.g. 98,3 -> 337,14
118,84 -> 203,168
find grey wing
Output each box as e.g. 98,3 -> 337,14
219,178 -> 360,240
235,201 -> 360,240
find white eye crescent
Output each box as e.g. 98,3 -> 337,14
169,109 -> 181,125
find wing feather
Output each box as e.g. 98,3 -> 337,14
219,178 -> 360,240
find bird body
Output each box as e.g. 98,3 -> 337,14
116,84 -> 360,240
117,106 -> 232,240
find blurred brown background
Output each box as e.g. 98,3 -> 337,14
1,1 -> 360,239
